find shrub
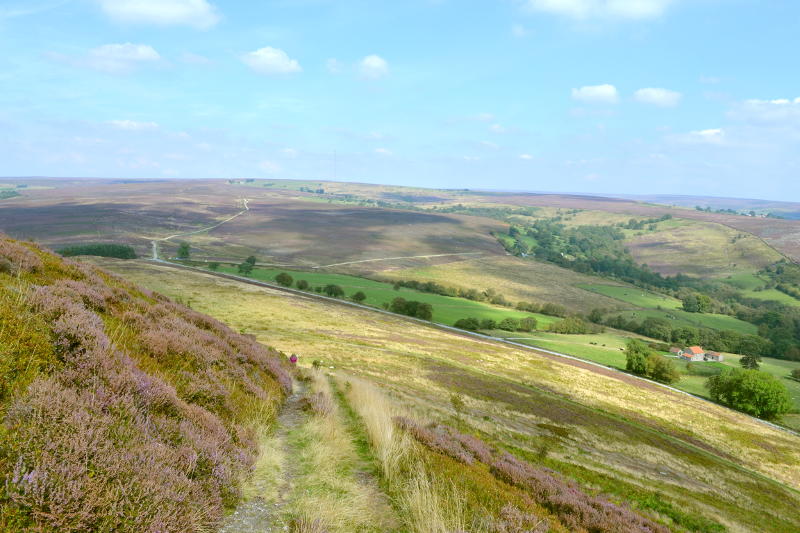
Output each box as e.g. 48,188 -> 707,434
177,242 -> 190,259
706,368 -> 792,419
389,297 -> 433,320
498,318 -> 519,331
296,279 -> 309,290
323,284 -> 344,298
0,237 -> 42,274
518,317 -> 537,332
625,339 -> 650,376
351,291 -> 367,303
548,316 -> 590,334
646,354 -> 680,384
454,317 -> 480,331
275,272 -> 293,287
791,368 -> 800,381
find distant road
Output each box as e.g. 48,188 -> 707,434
151,198 -> 249,260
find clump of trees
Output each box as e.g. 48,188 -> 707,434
274,272 -> 293,287
237,255 -> 256,275
624,339 -> 679,384
389,297 -> 433,320
706,369 -> 791,419
296,279 -> 309,290
351,291 -> 367,303
323,284 -> 345,298
58,243 -> 137,259
454,315 -> 538,333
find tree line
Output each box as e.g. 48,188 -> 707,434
59,243 -> 137,259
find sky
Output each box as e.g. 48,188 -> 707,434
1,0 -> 799,200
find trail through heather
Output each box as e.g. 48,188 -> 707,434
221,381 -> 306,533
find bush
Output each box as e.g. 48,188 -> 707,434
58,243 -> 137,259
646,354 -> 680,384
706,369 -> 792,419
548,316 -> 592,334
625,339 -> 650,376
323,284 -> 344,298
518,317 -> 537,332
389,297 -> 433,320
351,291 -> 367,303
498,318 -> 519,331
454,317 -> 480,331
275,272 -> 293,287
177,242 -> 190,259
296,279 -> 309,290
791,368 -> 800,381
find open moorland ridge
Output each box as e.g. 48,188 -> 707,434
93,257 -> 800,532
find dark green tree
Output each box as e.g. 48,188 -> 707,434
740,353 -> 762,370
237,262 -> 253,275
296,279 -> 309,290
518,316 -> 538,332
646,354 -> 680,384
352,291 -> 367,303
498,318 -> 520,331
177,242 -> 190,259
275,272 -> 293,287
208,262 -> 220,271
324,284 -> 345,297
706,369 -> 791,419
454,317 -> 481,331
245,255 -> 257,266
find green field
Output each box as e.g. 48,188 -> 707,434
212,265 -> 553,327
578,284 -> 682,310
725,272 -> 800,306
612,307 -> 758,334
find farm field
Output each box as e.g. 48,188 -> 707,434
209,264 -> 554,327
724,272 -> 800,306
611,307 -> 758,335
577,284 -> 682,310
92,257 -> 800,532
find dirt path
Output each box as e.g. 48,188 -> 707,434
220,380 -> 305,533
151,198 -> 249,260
314,251 -> 482,268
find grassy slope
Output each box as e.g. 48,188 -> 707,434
375,255 -> 623,313
724,272 -> 800,307
211,265 -> 554,327
99,258 -> 800,533
0,237 -> 290,532
578,283 -> 682,310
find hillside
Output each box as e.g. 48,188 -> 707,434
0,235 -> 292,531
98,257 -> 800,533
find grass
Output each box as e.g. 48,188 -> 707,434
611,307 -> 758,334
97,257 -> 800,532
377,255 -> 625,313
724,272 -> 800,306
578,284 -> 682,310
211,264 -> 553,327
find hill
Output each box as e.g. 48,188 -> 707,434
0,234 -> 291,531
98,256 -> 800,533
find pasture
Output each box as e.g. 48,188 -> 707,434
578,284 -> 682,310
211,265 -> 554,327
93,257 -> 800,532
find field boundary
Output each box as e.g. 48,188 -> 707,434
145,256 -> 800,439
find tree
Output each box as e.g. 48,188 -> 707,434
498,318 -> 520,331
237,261 -> 253,275
479,318 -> 497,330
646,354 -> 680,384
706,369 -> 791,419
740,353 -> 762,370
455,317 -> 480,331
324,284 -> 344,298
275,272 -> 293,287
625,339 -> 650,376
177,242 -> 190,259
792,368 -> 800,381
245,255 -> 257,266
208,262 -> 220,271
352,291 -> 367,303
518,316 -> 538,332
296,279 -> 309,290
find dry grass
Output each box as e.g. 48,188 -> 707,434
95,258 -> 800,532
284,370 -> 398,532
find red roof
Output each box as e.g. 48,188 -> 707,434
686,346 -> 704,354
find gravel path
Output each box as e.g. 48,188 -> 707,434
220,381 -> 305,533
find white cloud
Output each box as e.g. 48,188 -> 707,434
242,47 -> 301,75
108,119 -> 159,131
525,0 -> 675,20
684,128 -> 725,144
519,153 -> 534,160
97,0 -> 219,29
326,58 -> 343,74
375,148 -> 392,155
475,112 -> 495,122
281,148 -> 298,158
359,54 -> 389,79
730,97 -> 800,124
571,84 -> 618,104
634,87 -> 682,107
489,124 -> 506,133
85,43 -> 161,73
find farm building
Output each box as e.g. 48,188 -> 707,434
676,346 -> 724,362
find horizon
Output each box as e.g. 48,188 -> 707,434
1,0 -> 799,200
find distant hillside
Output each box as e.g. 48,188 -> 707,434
0,234 -> 291,532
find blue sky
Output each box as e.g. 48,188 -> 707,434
1,0 -> 799,200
